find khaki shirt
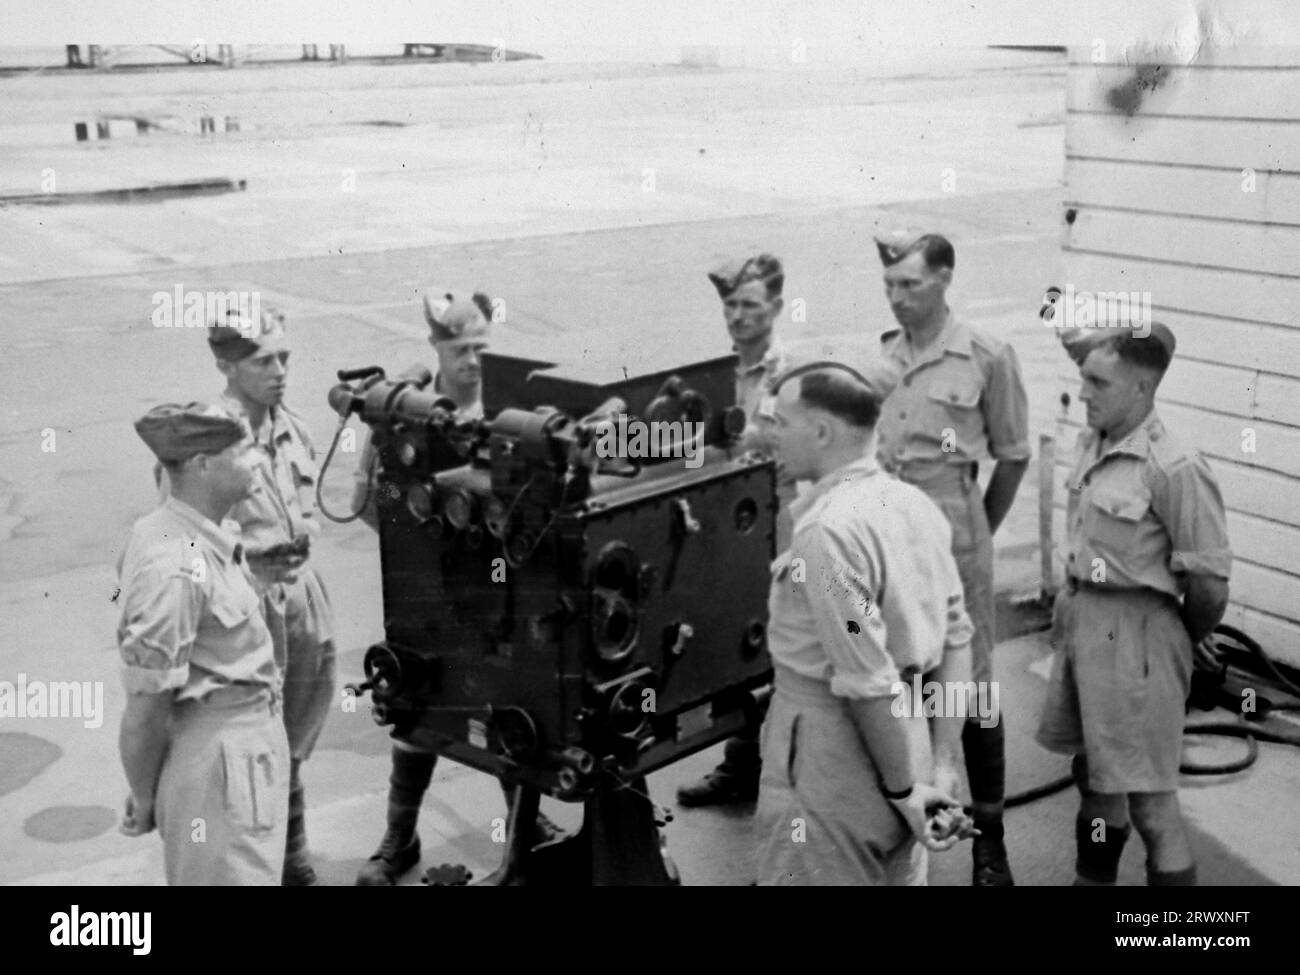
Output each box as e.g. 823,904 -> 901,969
767,454 -> 974,700
1066,410 -> 1232,597
219,396 -> 333,648
735,339 -> 787,452
877,314 -> 1031,473
734,340 -> 797,550
116,497 -> 280,700
222,395 -> 320,549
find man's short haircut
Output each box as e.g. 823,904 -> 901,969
880,234 -> 955,272
1099,330 -> 1172,379
774,366 -> 880,430
158,448 -> 222,477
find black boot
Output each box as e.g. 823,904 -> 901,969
676,735 -> 759,807
971,820 -> 1015,887
964,722 -> 1013,886
356,746 -> 436,886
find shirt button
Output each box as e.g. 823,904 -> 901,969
903,377 -> 912,387
1068,553 -> 1075,562
899,411 -> 907,420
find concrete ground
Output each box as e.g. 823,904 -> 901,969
2,52 -> 1297,885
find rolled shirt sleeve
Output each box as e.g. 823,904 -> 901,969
117,562 -> 201,695
981,342 -> 1032,463
800,523 -> 901,700
1150,453 -> 1233,580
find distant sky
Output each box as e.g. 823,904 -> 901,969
1,0 -> 1068,54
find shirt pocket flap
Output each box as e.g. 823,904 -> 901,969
210,588 -> 259,628
1089,489 -> 1148,523
926,379 -> 982,410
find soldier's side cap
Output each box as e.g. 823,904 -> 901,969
423,289 -> 493,342
134,402 -> 246,463
1144,320 -> 1177,358
774,336 -> 901,403
208,304 -> 288,362
707,253 -> 784,299
872,227 -> 954,267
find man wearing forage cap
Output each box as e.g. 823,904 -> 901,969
201,302 -> 336,886
351,286 -> 561,885
873,228 -> 1031,886
350,288 -> 493,530
117,403 -> 290,884
677,252 -> 793,809
1039,321 -> 1231,886
755,350 -> 977,884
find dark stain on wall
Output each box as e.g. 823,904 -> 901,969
1105,63 -> 1173,117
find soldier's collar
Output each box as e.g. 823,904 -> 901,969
1094,408 -> 1160,461
789,451 -> 881,526
892,312 -> 970,366
734,339 -> 785,375
163,496 -> 243,566
220,392 -> 291,445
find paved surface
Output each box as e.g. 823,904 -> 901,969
1,53 -> 1296,885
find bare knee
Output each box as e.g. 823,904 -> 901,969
1128,792 -> 1180,833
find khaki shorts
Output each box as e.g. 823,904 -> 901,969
1036,585 -> 1191,793
155,689 -> 289,885
278,569 -> 337,761
755,667 -> 928,886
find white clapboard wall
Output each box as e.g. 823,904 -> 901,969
1055,28 -> 1300,665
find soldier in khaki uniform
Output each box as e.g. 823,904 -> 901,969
678,254 -> 792,808
756,358 -> 977,885
873,231 -> 1030,885
118,403 -> 289,885
203,308 -> 337,885
1039,323 -> 1230,886
351,288 -> 560,885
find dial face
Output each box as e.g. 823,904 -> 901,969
484,497 -> 509,538
405,483 -> 436,522
443,490 -> 473,530
395,438 -> 419,468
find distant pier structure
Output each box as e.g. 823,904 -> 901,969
56,43 -> 539,72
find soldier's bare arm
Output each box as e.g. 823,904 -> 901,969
983,458 -> 1027,535
118,692 -> 171,831
1182,574 -> 1229,645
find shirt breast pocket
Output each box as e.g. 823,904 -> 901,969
923,376 -> 983,443
1086,489 -> 1150,559
210,587 -> 259,630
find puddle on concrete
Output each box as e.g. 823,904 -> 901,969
0,732 -> 63,796
23,804 -> 117,842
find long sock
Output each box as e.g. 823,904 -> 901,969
1148,865 -> 1197,886
286,759 -> 308,861
386,746 -> 437,838
1075,813 -> 1130,885
963,720 -> 1006,827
